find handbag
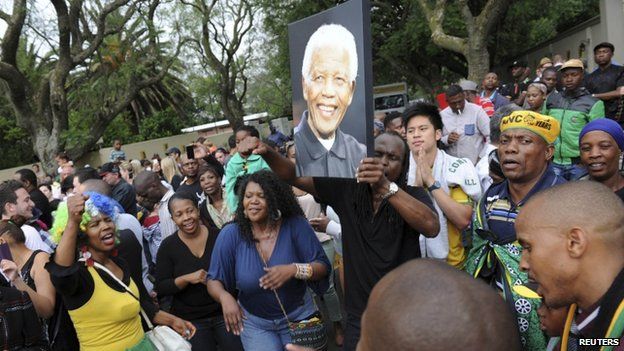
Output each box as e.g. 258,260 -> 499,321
89,261 -> 192,351
256,245 -> 328,351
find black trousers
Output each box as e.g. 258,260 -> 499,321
343,313 -> 362,351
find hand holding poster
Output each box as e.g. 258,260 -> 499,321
289,0 -> 373,178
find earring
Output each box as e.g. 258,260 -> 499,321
80,246 -> 94,267
271,209 -> 282,221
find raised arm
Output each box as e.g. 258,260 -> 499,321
418,148 -> 473,230
238,136 -> 317,197
54,194 -> 88,267
357,157 -> 439,237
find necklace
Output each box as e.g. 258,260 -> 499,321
254,226 -> 276,241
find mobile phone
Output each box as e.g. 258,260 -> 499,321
186,144 -> 195,160
0,242 -> 13,262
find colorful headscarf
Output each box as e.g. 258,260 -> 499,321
51,192 -> 124,244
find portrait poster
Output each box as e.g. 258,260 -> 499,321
288,0 -> 373,178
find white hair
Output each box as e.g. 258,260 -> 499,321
301,24 -> 358,83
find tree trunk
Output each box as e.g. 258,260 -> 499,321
466,34 -> 490,83
221,88 -> 244,131
32,117 -> 62,175
417,0 -> 511,84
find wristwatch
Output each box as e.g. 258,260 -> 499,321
381,182 -> 399,200
427,181 -> 441,192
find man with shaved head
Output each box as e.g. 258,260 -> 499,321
287,259 -> 521,351
359,259 -> 521,351
518,181 -> 624,347
133,170 -> 177,266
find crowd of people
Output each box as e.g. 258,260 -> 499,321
0,40 -> 622,351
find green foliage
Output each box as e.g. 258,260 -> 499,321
136,106 -> 194,141
101,106 -> 194,146
492,0 -> 599,63
254,0 -> 600,103
250,0 -> 342,117
0,90 -> 35,168
187,73 -> 222,120
528,18 -> 557,44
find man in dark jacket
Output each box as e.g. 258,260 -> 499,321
585,42 -> 624,123
100,162 -> 137,216
544,59 -> 605,180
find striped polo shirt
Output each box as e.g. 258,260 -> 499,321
482,165 -> 565,244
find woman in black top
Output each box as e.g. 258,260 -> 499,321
155,192 -> 243,351
0,221 -> 55,320
0,221 -> 53,350
198,164 -> 233,230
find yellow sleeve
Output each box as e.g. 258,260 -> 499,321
446,186 -> 471,268
450,186 -> 471,205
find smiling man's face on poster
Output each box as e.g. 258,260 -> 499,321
293,23 -> 366,178
302,41 -> 356,139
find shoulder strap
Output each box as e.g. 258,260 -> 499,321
21,249 -> 43,275
80,259 -> 154,329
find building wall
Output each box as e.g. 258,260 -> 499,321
0,119 -> 282,180
497,0 -> 624,78
0,130 -> 234,181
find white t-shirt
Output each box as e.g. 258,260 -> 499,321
117,213 -> 153,293
440,102 -> 490,164
22,224 -> 53,253
476,144 -> 497,193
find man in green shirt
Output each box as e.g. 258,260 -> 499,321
224,126 -> 271,211
544,58 -> 605,180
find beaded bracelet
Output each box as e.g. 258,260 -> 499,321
294,263 -> 313,280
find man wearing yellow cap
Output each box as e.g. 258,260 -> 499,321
465,111 -> 566,351
544,58 -> 605,180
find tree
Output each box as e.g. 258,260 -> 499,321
253,0 -> 340,118
0,84 -> 35,168
182,0 -> 254,131
415,0 -> 513,82
0,0 -> 184,172
371,0 -> 467,98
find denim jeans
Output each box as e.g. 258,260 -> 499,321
320,240 -> 343,323
189,315 -> 243,351
239,292 -> 318,351
552,162 -> 586,180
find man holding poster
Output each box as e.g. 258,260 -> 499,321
294,24 -> 367,178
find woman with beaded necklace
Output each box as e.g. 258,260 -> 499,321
207,171 -> 330,350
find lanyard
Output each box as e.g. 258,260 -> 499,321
561,304 -> 577,351
561,299 -> 624,351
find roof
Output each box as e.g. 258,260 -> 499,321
181,112 -> 269,133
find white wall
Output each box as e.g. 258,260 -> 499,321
497,0 -> 624,76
